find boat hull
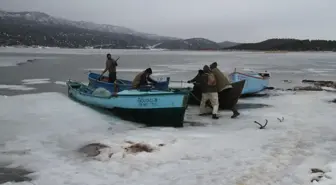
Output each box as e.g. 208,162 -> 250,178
112,107 -> 186,127
67,81 -> 188,127
173,80 -> 245,110
229,72 -> 269,95
88,72 -> 170,92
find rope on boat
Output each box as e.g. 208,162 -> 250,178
116,79 -> 126,85
190,91 -> 201,103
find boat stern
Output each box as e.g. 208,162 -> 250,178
258,71 -> 271,79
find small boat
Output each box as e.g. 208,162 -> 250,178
88,72 -> 170,92
173,80 -> 245,110
229,69 -> 270,95
66,80 -> 189,127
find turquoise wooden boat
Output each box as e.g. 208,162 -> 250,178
88,72 -> 170,92
66,80 -> 189,127
229,69 -> 270,95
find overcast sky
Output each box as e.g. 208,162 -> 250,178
1,0 -> 335,42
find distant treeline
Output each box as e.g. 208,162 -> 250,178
225,39 -> 336,51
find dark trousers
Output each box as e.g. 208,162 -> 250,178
221,88 -> 239,114
108,72 -> 117,83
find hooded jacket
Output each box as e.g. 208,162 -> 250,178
210,62 -> 232,92
200,65 -> 217,93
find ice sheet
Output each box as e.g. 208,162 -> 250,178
0,84 -> 35,91
0,91 -> 336,185
21,78 -> 51,85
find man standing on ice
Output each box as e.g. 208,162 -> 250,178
210,62 -> 240,118
199,65 -> 219,119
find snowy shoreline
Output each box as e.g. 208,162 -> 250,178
0,91 -> 335,184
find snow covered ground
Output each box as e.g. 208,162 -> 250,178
0,91 -> 336,185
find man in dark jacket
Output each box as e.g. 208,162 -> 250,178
132,68 -> 157,88
199,65 -> 219,119
187,70 -> 204,84
100,53 -> 118,83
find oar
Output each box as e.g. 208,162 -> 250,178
114,56 -> 121,63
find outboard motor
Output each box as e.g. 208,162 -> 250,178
258,70 -> 271,78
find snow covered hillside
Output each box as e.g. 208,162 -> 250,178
0,10 -> 176,41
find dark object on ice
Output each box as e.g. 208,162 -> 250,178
235,103 -> 270,110
293,86 -> 323,91
332,99 -> 336,103
1,149 -> 31,155
311,168 -> 325,173
302,79 -> 336,88
124,143 -> 154,153
183,120 -> 207,127
311,176 -> 324,183
26,59 -> 36,63
310,168 -> 326,183
265,86 -> 275,90
0,166 -> 33,184
283,80 -> 292,83
16,59 -> 36,66
125,140 -> 165,147
78,143 -> 110,157
277,117 -> 284,122
254,119 -> 268,129
292,79 -> 336,92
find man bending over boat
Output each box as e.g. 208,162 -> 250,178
199,65 -> 219,119
132,68 -> 158,89
210,62 -> 240,118
100,53 -> 118,83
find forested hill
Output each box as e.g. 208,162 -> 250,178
225,39 -> 336,51
0,10 -> 175,48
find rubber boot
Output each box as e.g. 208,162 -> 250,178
212,114 -> 219,119
231,108 -> 240,119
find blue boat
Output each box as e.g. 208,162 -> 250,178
66,80 -> 189,127
229,69 -> 270,95
88,72 -> 170,92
